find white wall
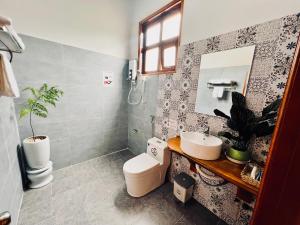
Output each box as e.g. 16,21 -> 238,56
1,0 -> 300,59
129,0 -> 170,59
0,0 -> 132,58
129,0 -> 300,58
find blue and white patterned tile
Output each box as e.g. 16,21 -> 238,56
155,13 -> 300,225
254,40 -> 278,60
218,31 -> 238,51
246,76 -> 269,94
205,36 -> 221,53
235,200 -> 256,225
235,25 -> 258,47
250,58 -> 274,78
256,19 -> 281,42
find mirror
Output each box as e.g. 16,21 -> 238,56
195,45 -> 256,116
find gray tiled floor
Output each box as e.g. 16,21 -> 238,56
18,150 -> 226,225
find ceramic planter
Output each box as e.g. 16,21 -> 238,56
23,136 -> 50,169
227,147 -> 250,162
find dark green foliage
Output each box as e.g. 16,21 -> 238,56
19,83 -> 63,140
214,92 -> 281,151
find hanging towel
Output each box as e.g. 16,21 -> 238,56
0,15 -> 11,27
0,51 -> 20,97
212,87 -> 219,98
212,87 -> 224,99
217,87 -> 224,98
0,15 -> 25,51
3,25 -> 25,51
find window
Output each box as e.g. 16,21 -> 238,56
138,0 -> 183,75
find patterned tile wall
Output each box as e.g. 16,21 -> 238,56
154,13 -> 300,224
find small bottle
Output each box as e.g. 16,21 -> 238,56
250,166 -> 258,179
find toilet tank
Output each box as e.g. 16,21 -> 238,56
147,137 -> 169,165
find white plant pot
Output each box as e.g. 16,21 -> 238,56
23,136 -> 50,169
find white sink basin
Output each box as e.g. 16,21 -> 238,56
180,132 -> 223,160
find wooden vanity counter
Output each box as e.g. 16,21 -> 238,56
168,137 -> 259,196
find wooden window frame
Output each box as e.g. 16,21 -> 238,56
138,0 -> 184,75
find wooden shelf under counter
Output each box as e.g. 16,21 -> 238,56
167,137 -> 259,196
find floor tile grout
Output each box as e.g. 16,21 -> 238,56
18,149 -> 220,225
53,147 -> 129,172
174,215 -> 184,224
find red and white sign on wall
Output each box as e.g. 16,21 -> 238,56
102,72 -> 113,87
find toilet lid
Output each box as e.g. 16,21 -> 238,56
123,153 -> 159,175
27,161 -> 53,174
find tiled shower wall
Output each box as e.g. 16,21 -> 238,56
0,97 -> 23,225
154,14 -> 300,224
128,76 -> 159,155
13,35 -> 129,169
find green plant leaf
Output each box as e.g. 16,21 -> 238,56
40,83 -> 48,92
24,87 -> 40,98
32,108 -> 48,118
36,112 -> 47,118
19,108 -> 30,119
44,98 -> 56,107
27,98 -> 36,106
34,102 -> 48,113
21,84 -> 63,121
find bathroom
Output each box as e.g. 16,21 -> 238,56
0,0 -> 300,224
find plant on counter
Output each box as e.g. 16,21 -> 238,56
19,83 -> 63,169
214,92 -> 281,163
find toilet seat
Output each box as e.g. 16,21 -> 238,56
123,153 -> 159,177
27,161 -> 53,174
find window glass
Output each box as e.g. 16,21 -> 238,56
162,13 -> 181,41
145,48 -> 159,72
146,23 -> 161,46
139,1 -> 182,74
139,53 -> 143,70
140,32 -> 144,49
163,46 -> 176,67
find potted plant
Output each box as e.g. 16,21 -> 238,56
19,83 -> 63,169
214,92 -> 281,164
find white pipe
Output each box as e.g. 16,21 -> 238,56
195,164 -> 217,180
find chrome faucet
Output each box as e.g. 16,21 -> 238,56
204,127 -> 210,136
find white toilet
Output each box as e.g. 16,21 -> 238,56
123,137 -> 170,197
26,161 -> 53,189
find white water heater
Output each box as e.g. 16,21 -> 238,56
128,59 -> 137,83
